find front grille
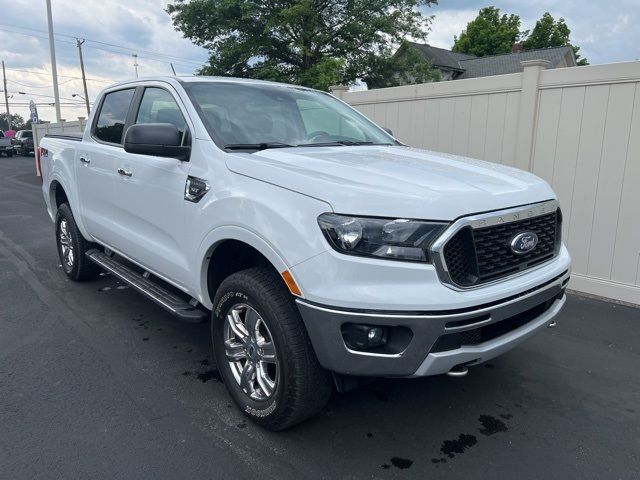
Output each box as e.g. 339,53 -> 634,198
442,209 -> 560,287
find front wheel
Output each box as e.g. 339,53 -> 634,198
212,268 -> 332,430
55,203 -> 102,281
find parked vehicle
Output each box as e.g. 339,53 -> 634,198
0,130 -> 13,157
38,77 -> 571,430
13,130 -> 34,156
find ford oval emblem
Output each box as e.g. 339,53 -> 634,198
510,231 -> 539,254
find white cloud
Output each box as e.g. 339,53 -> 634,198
0,0 -> 208,122
427,9 -> 478,49
426,0 -> 640,65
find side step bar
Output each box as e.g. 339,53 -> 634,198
86,249 -> 208,323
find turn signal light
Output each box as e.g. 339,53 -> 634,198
281,270 -> 302,297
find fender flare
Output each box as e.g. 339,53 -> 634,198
196,225 -> 291,308
48,174 -> 92,240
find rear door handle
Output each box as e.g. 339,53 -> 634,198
117,168 -> 132,177
79,156 -> 90,164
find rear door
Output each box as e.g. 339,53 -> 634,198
108,84 -> 193,288
77,87 -> 136,243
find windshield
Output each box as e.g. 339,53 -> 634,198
184,82 -> 395,149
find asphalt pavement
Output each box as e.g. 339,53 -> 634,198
1,154 -> 639,479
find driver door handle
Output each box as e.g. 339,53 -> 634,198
117,168 -> 132,177
79,156 -> 90,164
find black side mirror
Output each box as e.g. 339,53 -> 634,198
124,123 -> 190,161
382,127 -> 394,137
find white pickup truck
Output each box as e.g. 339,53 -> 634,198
39,76 -> 571,430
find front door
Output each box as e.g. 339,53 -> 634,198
109,85 -> 193,288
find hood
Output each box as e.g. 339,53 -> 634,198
226,146 -> 555,220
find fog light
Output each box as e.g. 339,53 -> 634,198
342,323 -> 388,350
368,327 -> 383,342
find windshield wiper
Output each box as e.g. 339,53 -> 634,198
296,141 -> 392,147
224,142 -> 295,151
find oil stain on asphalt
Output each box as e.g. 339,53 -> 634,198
432,413 -> 511,463
390,457 -> 413,469
197,370 -> 221,383
478,415 -> 508,435
439,433 -> 478,459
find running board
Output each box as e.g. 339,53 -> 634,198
86,249 -> 208,323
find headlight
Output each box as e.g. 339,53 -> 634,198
318,213 -> 448,262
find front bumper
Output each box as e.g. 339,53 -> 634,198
296,269 -> 569,377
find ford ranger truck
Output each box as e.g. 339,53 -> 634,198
39,77 -> 571,430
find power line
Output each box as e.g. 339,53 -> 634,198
7,103 -> 89,106
6,90 -> 80,101
8,78 -> 75,88
0,26 -> 202,71
4,67 -> 113,83
0,24 -> 206,67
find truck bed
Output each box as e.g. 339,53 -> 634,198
44,133 -> 83,142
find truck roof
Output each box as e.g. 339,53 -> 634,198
106,75 -> 314,91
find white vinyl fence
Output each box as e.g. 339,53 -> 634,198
334,60 -> 640,305
32,117 -> 88,152
33,118 -> 87,177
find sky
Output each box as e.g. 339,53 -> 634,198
0,0 -> 638,123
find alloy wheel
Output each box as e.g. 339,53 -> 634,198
223,304 -> 278,401
59,219 -> 75,271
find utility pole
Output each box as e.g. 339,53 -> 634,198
76,39 -> 90,116
132,54 -> 139,78
46,0 -> 62,122
2,61 -> 10,131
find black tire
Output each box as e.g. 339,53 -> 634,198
55,203 -> 102,281
6,150 -> 12,157
212,267 -> 332,431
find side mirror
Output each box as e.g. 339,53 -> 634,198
382,127 -> 394,137
124,123 -> 190,161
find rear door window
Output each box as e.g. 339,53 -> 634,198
94,88 -> 135,144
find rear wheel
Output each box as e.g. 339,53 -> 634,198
6,150 -> 12,157
212,268 -> 332,430
55,203 -> 102,281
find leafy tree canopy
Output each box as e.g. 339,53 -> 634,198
452,6 -> 522,57
0,113 -> 29,131
167,0 -> 440,90
522,12 -> 588,65
453,8 -> 588,65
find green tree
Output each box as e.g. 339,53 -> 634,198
452,7 -> 523,57
0,113 -> 28,131
167,0 -> 440,90
523,12 -> 588,65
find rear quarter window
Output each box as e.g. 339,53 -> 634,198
94,89 -> 135,144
